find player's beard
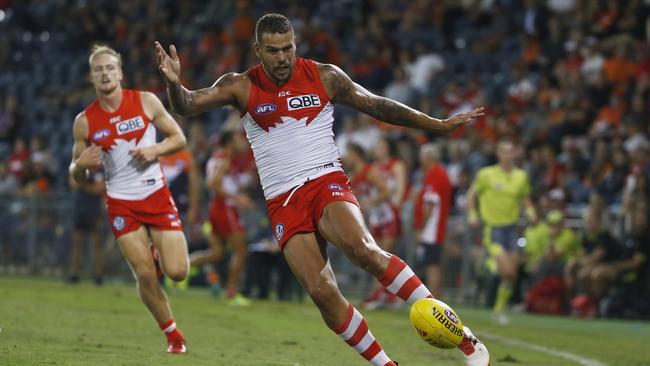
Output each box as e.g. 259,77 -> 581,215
274,64 -> 292,82
97,80 -> 119,96
263,59 -> 293,84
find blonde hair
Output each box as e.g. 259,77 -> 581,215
88,45 -> 122,67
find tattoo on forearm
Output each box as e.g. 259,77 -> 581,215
168,74 -> 235,115
364,97 -> 422,124
320,63 -> 445,132
168,83 -> 190,114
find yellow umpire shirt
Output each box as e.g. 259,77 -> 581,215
473,164 -> 531,227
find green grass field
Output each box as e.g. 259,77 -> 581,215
1,277 -> 648,366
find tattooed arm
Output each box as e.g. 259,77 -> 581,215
318,63 -> 484,133
155,41 -> 249,116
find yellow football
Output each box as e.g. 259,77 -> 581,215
409,298 -> 464,349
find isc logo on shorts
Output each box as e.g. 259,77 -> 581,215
116,116 -> 145,135
287,94 -> 321,111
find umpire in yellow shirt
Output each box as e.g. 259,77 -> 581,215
466,139 -> 537,325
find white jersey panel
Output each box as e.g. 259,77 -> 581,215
242,101 -> 342,199
103,123 -> 164,200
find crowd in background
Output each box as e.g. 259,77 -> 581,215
0,0 -> 649,318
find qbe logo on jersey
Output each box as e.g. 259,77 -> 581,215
116,116 -> 145,135
287,94 -> 321,111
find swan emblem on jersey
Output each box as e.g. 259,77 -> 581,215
261,115 -> 310,133
104,138 -> 154,173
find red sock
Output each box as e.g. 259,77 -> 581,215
159,319 -> 184,342
330,304 -> 395,366
378,255 -> 432,303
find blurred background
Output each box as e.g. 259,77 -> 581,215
0,0 -> 648,320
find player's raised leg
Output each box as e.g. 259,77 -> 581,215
283,233 -> 396,366
318,201 -> 489,366
119,227 -> 187,354
149,229 -> 189,282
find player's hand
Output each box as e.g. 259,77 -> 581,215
130,146 -> 160,164
155,41 -> 181,85
444,107 -> 486,132
76,144 -> 103,170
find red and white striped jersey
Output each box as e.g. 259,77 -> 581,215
241,58 -> 342,199
85,89 -> 164,200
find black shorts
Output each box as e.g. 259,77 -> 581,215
418,243 -> 443,265
73,208 -> 102,231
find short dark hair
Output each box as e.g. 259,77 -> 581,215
255,13 -> 292,42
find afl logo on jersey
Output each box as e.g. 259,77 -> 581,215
116,116 -> 145,135
255,103 -> 277,115
92,128 -> 111,141
287,94 -> 321,111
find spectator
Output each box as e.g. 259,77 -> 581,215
0,160 -> 19,195
580,39 -> 604,86
29,135 -> 56,175
525,210 -> 580,281
383,67 -> 417,107
564,207 -> 629,315
413,143 -> 452,299
7,137 -> 29,183
0,95 -> 20,145
67,171 -> 105,284
406,43 -> 445,95
242,216 -> 299,301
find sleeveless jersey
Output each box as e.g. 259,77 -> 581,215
414,163 -> 451,244
350,164 -> 395,227
241,58 -> 342,199
376,158 -> 408,203
205,149 -> 253,207
85,89 -> 164,200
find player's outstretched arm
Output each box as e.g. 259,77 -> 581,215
69,113 -> 102,184
155,41 -> 245,116
318,63 -> 484,133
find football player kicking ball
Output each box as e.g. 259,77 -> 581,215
70,45 -> 189,354
156,14 -> 489,365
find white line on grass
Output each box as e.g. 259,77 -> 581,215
480,331 -> 607,366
